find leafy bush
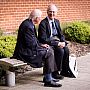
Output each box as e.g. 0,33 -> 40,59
0,35 -> 16,58
63,21 -> 90,44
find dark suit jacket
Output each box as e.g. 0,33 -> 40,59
12,19 -> 47,68
38,17 -> 67,46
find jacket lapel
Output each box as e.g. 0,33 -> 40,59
54,19 -> 61,35
45,18 -> 51,36
28,19 -> 38,38
54,19 -> 59,31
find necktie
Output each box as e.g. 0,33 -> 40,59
51,22 -> 57,36
52,22 -> 55,29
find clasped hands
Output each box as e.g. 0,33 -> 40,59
41,44 -> 49,48
58,42 -> 65,48
41,42 -> 65,48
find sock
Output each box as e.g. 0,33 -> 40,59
44,73 -> 52,81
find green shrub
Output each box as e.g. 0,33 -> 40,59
0,35 -> 16,58
63,21 -> 90,44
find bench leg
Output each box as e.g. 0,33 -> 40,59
6,70 -> 15,87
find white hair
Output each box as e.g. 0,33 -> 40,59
29,9 -> 42,19
47,4 -> 58,12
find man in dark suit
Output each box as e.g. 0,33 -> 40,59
38,4 -> 69,79
12,9 -> 61,87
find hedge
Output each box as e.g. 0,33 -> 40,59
63,21 -> 90,44
0,35 -> 16,58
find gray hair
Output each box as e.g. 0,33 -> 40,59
29,9 -> 42,19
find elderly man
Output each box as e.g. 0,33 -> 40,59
38,4 -> 69,79
12,9 -> 61,87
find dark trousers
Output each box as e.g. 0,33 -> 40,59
43,47 -> 57,74
12,46 -> 57,75
54,46 -> 69,72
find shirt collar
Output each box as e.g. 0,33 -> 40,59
47,16 -> 54,23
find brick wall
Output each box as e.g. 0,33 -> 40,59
0,0 -> 90,32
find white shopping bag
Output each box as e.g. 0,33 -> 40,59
69,54 -> 78,78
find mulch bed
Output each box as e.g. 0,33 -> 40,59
68,41 -> 90,57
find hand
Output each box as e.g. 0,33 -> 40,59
58,42 -> 65,48
41,44 -> 49,48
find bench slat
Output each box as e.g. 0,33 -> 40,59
0,58 -> 27,67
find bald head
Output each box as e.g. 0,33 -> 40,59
29,9 -> 42,24
47,4 -> 58,12
29,9 -> 42,19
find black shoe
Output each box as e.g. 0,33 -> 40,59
52,74 -> 64,80
44,80 -> 62,87
60,71 -> 75,78
52,78 -> 60,82
43,77 -> 59,82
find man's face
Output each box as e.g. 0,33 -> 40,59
47,5 -> 57,20
34,17 -> 41,24
47,10 -> 57,20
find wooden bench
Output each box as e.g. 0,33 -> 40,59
0,58 -> 27,87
